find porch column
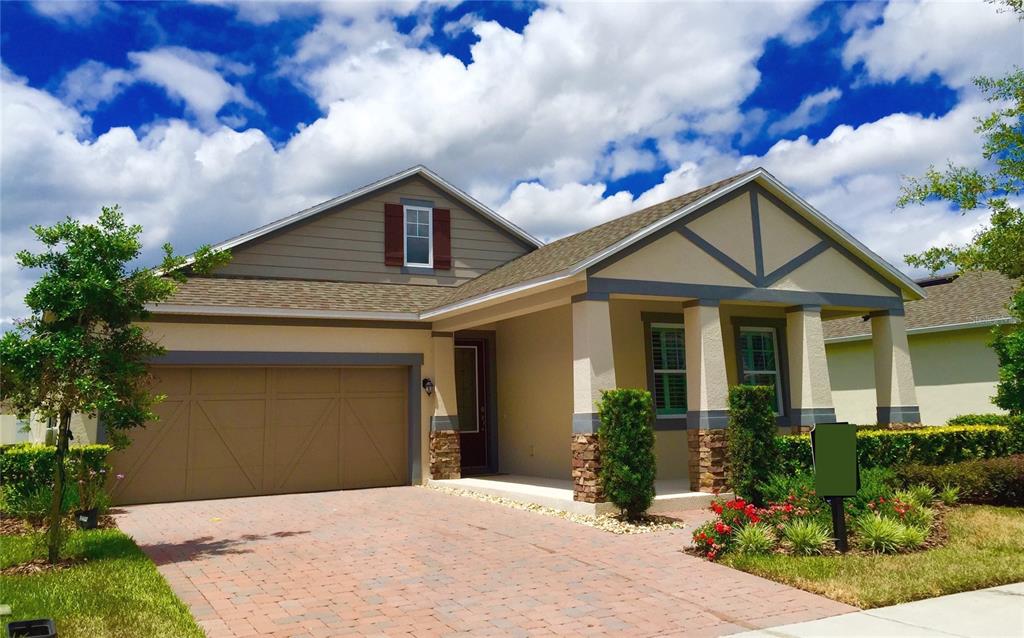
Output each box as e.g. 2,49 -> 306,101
684,300 -> 730,493
429,332 -> 461,479
871,310 -> 921,425
786,305 -> 836,432
571,298 -> 616,503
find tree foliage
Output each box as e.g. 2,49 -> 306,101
899,63 -> 1024,415
726,385 -> 779,506
0,206 -> 228,562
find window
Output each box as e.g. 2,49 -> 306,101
404,205 -> 432,267
650,323 -> 686,417
738,326 -> 783,414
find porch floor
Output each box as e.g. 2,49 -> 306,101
429,474 -> 721,516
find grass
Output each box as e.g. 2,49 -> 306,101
0,528 -> 204,638
722,505 -> 1024,608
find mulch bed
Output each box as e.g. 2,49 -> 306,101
1,556 -> 86,576
1,514 -> 118,537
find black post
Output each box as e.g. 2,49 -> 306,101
830,497 -> 848,552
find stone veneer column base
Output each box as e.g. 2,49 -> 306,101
687,429 -> 729,493
571,433 -> 604,503
429,431 -> 461,480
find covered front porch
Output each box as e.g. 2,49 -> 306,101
419,174 -> 922,514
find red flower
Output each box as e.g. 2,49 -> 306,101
714,521 -> 732,535
707,550 -> 717,560
711,502 -> 723,514
782,503 -> 794,513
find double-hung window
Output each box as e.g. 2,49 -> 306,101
404,205 -> 432,267
649,323 -> 687,417
738,326 -> 784,414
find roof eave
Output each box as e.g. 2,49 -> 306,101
144,303 -> 425,322
824,316 -> 1016,344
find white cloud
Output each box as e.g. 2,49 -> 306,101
127,47 -> 257,127
767,87 -> 842,137
443,12 -> 479,37
59,60 -> 134,111
843,0 -> 1024,88
29,0 -> 101,25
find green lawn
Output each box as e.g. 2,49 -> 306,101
723,505 -> 1024,608
0,528 -> 203,638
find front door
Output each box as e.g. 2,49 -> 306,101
454,337 -> 490,472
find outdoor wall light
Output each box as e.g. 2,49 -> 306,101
422,378 -> 434,396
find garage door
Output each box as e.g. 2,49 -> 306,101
111,366 -> 409,504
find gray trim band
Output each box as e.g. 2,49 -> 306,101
870,307 -> 905,317
150,351 -> 425,366
400,197 -> 435,208
786,305 -> 822,313
572,412 -> 602,434
654,418 -> 687,431
588,277 -> 903,310
571,291 -> 610,303
750,190 -> 765,285
678,227 -> 759,286
790,408 -> 838,426
430,415 -> 460,432
877,406 -> 921,425
686,409 -> 730,430
763,241 -> 830,286
682,299 -> 720,308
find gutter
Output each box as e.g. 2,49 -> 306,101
145,303 -> 423,322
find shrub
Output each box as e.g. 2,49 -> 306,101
0,444 -> 113,517
907,484 -> 937,507
896,455 -> 1024,505
727,385 -> 779,505
901,504 -> 935,531
947,413 -> 1015,426
776,425 -> 1015,474
845,467 -> 898,518
781,519 -> 831,555
855,513 -> 904,553
692,519 -> 734,560
734,523 -> 777,555
939,483 -> 960,506
897,524 -> 927,550
597,388 -> 656,519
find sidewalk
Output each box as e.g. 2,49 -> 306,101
733,582 -> 1024,637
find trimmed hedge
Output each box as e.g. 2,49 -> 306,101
597,388 -> 656,519
896,456 -> 1024,506
776,425 -> 1015,474
0,443 -> 112,515
727,385 -> 779,505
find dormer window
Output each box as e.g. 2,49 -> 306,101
404,205 -> 432,267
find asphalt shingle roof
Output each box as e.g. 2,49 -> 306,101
161,170 -> 758,316
162,277 -> 451,314
823,271 -> 1016,340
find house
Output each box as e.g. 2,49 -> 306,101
824,271 -> 1016,425
55,165 -> 926,510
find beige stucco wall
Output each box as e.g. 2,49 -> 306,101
827,327 -> 1004,425
140,320 -> 436,483
495,305 -> 573,478
595,231 -> 754,287
687,193 -> 756,273
757,194 -> 821,273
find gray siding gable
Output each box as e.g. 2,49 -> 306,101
213,176 -> 533,286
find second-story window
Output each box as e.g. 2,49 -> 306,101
404,205 -> 432,267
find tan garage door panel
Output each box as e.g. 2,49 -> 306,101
112,365 -> 408,504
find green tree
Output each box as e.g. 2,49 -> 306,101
726,385 -> 779,506
898,65 -> 1024,415
0,207 -> 228,563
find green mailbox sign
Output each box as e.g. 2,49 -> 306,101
811,423 -> 858,497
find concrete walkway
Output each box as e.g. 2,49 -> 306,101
734,582 -> 1024,637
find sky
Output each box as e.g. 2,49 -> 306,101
1,0 -> 1022,322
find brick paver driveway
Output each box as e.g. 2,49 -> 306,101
116,487 -> 854,637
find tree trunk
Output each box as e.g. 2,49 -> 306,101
46,411 -> 72,564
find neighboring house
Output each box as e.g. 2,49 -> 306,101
11,165 -> 930,507
824,271 -> 1016,425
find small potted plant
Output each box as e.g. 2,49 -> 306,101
72,463 -> 111,530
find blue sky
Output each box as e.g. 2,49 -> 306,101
1,0 -> 1022,320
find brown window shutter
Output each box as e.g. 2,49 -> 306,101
384,203 -> 404,266
433,208 -> 452,270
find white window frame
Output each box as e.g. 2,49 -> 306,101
739,326 -> 784,415
650,322 -> 686,418
403,204 -> 433,268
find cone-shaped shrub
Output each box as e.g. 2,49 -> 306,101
597,389 -> 656,519
727,385 -> 779,505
